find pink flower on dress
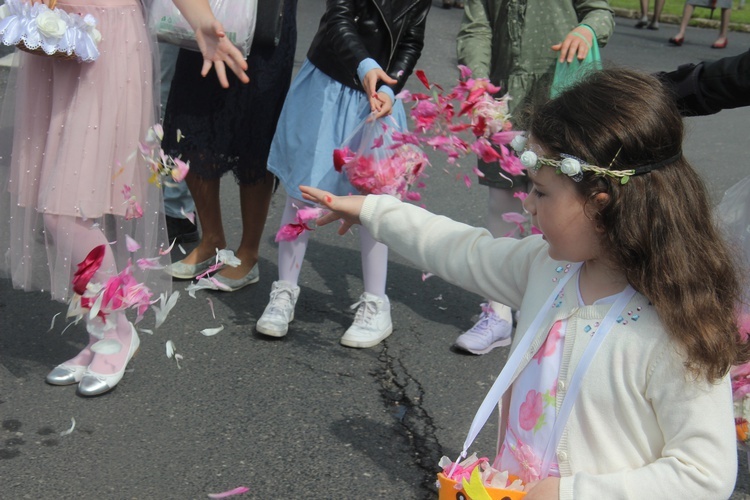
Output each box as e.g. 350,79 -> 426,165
509,437 -> 542,484
519,390 -> 544,431
533,320 -> 563,364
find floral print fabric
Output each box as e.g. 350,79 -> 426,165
496,319 -> 566,482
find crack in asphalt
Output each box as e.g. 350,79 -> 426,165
375,343 -> 443,497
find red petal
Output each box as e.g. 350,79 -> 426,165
72,245 -> 106,295
415,70 -> 430,90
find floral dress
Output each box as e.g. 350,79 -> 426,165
495,285 -> 619,483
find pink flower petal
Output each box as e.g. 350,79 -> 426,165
208,486 -> 250,499
125,235 -> 141,253
180,207 -> 195,225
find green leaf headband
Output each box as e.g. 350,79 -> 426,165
510,135 -> 681,185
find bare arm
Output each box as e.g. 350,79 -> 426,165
170,0 -> 249,87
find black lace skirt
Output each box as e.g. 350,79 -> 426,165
162,0 -> 298,185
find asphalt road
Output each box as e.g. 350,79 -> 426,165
1,1 -> 749,498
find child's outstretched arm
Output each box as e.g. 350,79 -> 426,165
300,186 -> 539,311
171,0 -> 249,88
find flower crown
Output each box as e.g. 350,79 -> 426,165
510,135 -> 681,185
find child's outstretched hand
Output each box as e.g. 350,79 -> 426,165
299,186 -> 366,236
552,25 -> 593,63
362,68 -> 397,118
523,477 -> 560,500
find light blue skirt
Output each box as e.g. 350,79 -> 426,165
267,60 -> 408,201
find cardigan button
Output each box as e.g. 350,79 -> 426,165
557,380 -> 565,392
558,451 -> 568,461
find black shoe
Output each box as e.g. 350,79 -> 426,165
166,215 -> 199,243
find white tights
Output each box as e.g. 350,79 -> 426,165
43,214 -> 132,372
277,196 -> 388,298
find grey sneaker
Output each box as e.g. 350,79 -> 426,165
340,293 -> 393,348
256,281 -> 300,337
454,303 -> 512,355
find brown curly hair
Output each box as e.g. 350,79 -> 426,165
529,68 -> 749,382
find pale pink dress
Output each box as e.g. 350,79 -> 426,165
1,0 -> 170,301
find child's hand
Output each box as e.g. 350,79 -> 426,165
523,477 -> 560,500
193,19 -> 250,88
372,91 -> 394,118
552,26 -> 593,63
362,68 -> 397,116
299,186 -> 366,236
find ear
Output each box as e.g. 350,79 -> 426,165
593,192 -> 610,209
585,192 -> 611,229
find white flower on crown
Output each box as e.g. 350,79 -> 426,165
560,157 -> 582,176
510,134 -> 527,153
519,150 -> 538,169
36,9 -> 67,39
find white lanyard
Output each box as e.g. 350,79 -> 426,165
450,263 -> 635,480
538,285 -> 636,477
451,263 -> 581,475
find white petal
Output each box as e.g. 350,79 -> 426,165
49,312 -> 61,331
91,339 -> 122,355
200,325 -> 224,337
166,340 -> 176,359
59,417 -> 76,437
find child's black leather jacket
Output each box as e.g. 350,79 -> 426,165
306,0 -> 431,94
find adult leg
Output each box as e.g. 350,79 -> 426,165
714,8 -> 731,46
177,172 -> 226,265
218,172 -> 274,280
672,3 -> 695,41
636,0 -> 649,27
649,0 -> 665,28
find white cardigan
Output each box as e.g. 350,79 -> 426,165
360,194 -> 736,500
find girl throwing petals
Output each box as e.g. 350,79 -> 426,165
301,68 -> 747,498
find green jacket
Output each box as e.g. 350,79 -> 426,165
457,0 -> 614,121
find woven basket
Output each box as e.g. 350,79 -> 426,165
14,0 -> 78,61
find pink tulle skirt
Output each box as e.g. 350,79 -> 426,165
1,0 -> 171,302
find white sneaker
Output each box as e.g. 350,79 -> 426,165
454,303 -> 512,355
256,281 -> 300,338
340,293 -> 393,348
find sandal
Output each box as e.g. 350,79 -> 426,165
453,0 -> 464,7
442,0 -> 452,8
668,36 -> 684,46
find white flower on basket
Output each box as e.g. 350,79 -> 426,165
83,14 -> 102,43
519,150 -> 538,169
0,4 -> 11,21
560,157 -> 582,176
36,10 -> 67,39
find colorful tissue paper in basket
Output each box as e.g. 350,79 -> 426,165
437,453 -> 525,500
0,0 -> 101,61
731,310 -> 750,444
